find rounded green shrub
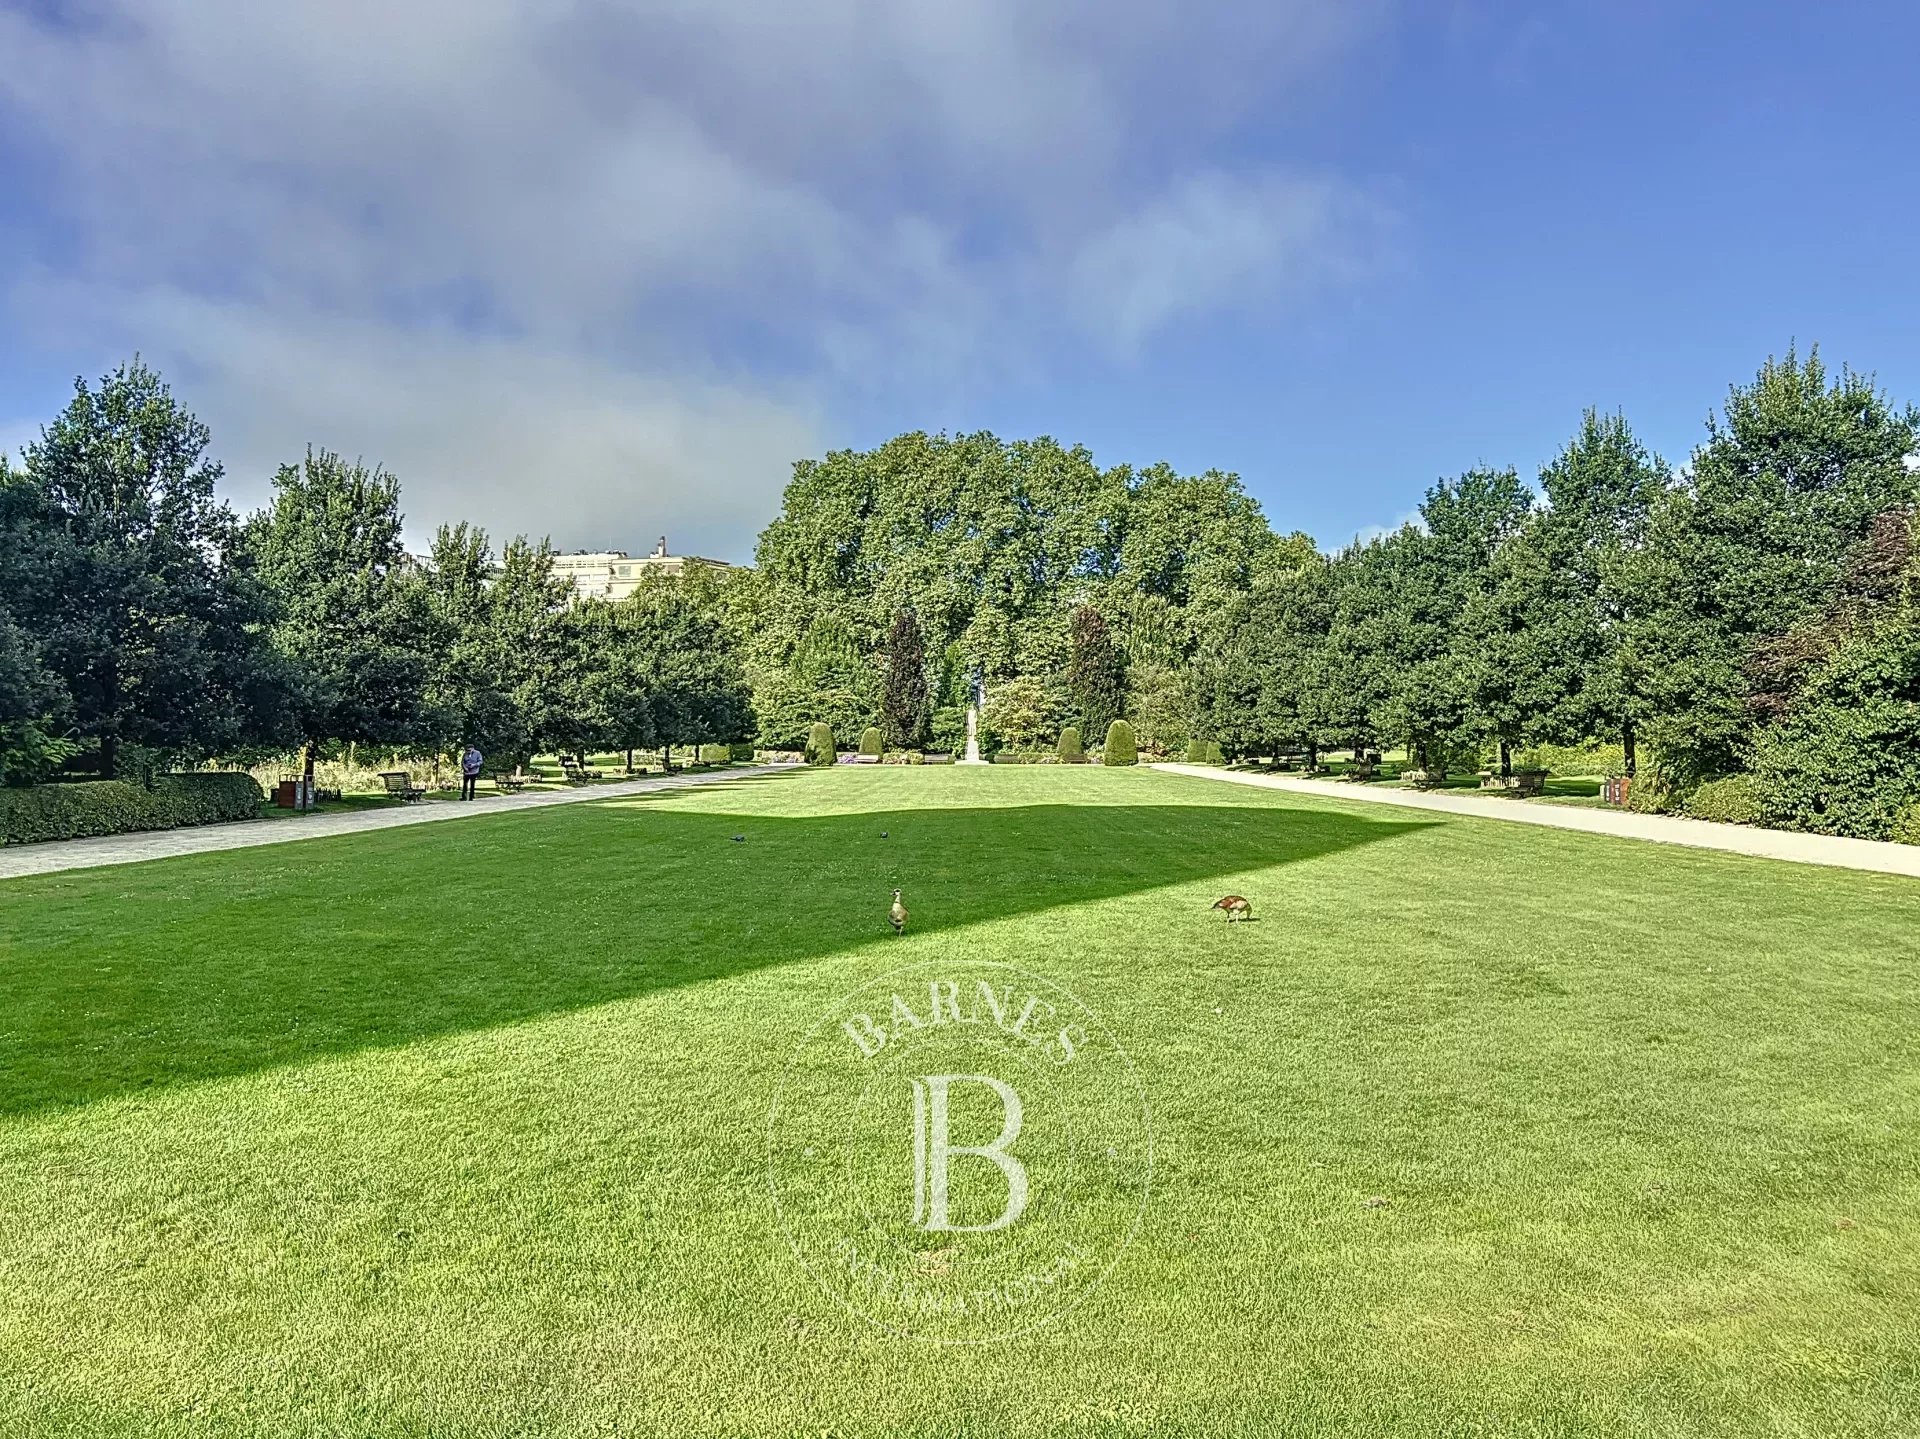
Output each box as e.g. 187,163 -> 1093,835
1103,719 -> 1137,767
860,726 -> 884,758
1057,727 -> 1084,763
1684,774 -> 1762,825
804,722 -> 836,767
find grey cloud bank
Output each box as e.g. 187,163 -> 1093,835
0,0 -> 1394,557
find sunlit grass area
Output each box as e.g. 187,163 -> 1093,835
2,767 -> 1914,1436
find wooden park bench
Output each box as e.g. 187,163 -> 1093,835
494,771 -> 526,794
558,757 -> 603,784
380,770 -> 427,803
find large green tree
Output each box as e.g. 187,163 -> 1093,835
1532,411 -> 1670,774
620,570 -> 754,766
747,432 -> 1278,745
1749,508 -> 1920,838
1624,348 -> 1919,781
244,448 -> 438,790
422,522 -> 531,763
14,360 -> 281,777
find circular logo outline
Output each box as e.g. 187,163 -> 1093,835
766,959 -> 1154,1344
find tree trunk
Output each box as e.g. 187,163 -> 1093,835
100,733 -> 118,781
1306,741 -> 1318,771
301,740 -> 317,811
1499,738 -> 1512,779
1622,717 -> 1638,778
626,747 -> 634,772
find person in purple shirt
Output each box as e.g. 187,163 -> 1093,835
460,744 -> 483,800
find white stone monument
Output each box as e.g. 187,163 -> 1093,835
959,669 -> 988,764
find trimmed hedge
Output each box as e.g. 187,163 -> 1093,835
804,723 -> 836,767
1685,774 -> 1762,825
1057,727 -> 1084,763
0,772 -> 265,845
698,743 -> 730,764
859,726 -> 884,758
1103,720 -> 1137,767
1509,740 -> 1626,777
1185,738 -> 1225,765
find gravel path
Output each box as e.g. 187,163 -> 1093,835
1153,762 -> 1920,879
0,765 -> 799,880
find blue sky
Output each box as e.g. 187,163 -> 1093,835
2,1 -> 1916,560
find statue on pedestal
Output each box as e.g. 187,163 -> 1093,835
960,667 -> 988,764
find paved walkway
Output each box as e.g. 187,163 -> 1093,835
1153,763 -> 1920,879
0,765 -> 800,880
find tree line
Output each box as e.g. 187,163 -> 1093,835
0,361 -> 751,789
5,348 -> 1916,841
737,349 -> 1919,839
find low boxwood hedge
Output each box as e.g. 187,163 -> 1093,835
0,772 -> 264,845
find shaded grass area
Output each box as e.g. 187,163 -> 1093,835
0,777 -> 1415,1118
1,767 -> 1917,1437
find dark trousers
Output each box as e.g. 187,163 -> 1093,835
461,775 -> 478,800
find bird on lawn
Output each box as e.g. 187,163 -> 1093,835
1211,895 -> 1253,923
731,834 -> 745,842
889,889 -> 908,934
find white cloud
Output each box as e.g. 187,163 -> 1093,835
0,0 -> 1395,550
1348,508 -> 1424,549
14,283 -> 820,561
1070,172 -> 1393,354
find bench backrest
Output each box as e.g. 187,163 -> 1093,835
379,772 -> 412,793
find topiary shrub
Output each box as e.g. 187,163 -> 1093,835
1684,774 -> 1762,825
1184,738 -> 1227,765
728,742 -> 757,762
157,772 -> 267,826
1103,719 -> 1137,767
1057,727 -> 1084,763
804,723 -> 836,767
0,772 -> 264,845
859,726 -> 884,759
698,743 -> 729,764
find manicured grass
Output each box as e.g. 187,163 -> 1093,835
1,767 -> 1916,1436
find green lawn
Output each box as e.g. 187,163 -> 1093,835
2,767 -> 1915,1436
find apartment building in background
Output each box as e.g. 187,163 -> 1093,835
550,537 -> 733,602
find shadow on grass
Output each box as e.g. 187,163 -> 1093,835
0,798 -> 1432,1120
